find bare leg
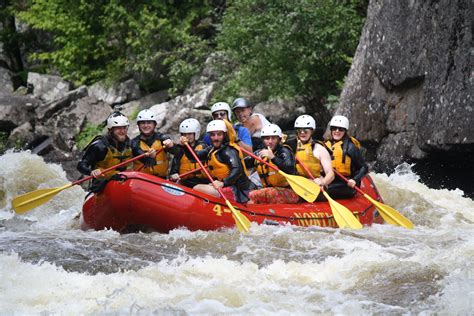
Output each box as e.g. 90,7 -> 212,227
193,184 -> 220,198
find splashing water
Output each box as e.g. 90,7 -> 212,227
0,152 -> 473,314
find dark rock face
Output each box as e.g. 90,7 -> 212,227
338,0 -> 473,170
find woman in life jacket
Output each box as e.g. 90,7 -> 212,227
291,115 -> 334,188
180,120 -> 256,204
325,115 -> 368,199
169,118 -> 210,187
131,109 -> 176,178
231,97 -> 271,150
245,123 -> 300,204
77,111 -> 132,192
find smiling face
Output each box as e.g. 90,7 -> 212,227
110,126 -> 128,143
233,107 -> 252,123
138,120 -> 156,137
262,135 -> 280,151
209,131 -> 225,148
330,126 -> 346,141
296,128 -> 313,144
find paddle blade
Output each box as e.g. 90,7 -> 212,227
364,194 -> 414,229
279,171 -> 320,202
12,184 -> 72,214
322,191 -> 363,229
225,200 -> 251,233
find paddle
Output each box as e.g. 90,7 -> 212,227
238,146 -> 320,203
295,157 -> 363,229
176,166 -> 203,179
333,169 -> 414,229
183,142 -> 251,233
12,152 -> 148,214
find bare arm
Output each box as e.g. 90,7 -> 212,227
313,144 -> 335,186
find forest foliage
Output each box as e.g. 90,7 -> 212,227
2,0 -> 366,103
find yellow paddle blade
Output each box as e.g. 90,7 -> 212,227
364,194 -> 414,229
12,184 -> 73,214
225,200 -> 251,233
279,170 -> 320,202
322,190 -> 363,229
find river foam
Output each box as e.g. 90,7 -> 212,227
0,151 -> 472,314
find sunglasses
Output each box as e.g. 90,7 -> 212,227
330,126 -> 346,132
213,111 -> 228,118
296,128 -> 312,134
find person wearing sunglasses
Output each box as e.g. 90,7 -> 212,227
292,115 -> 334,188
325,115 -> 368,199
202,102 -> 253,152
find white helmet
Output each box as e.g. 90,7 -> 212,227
107,112 -> 129,129
329,115 -> 349,130
206,120 -> 227,133
211,102 -> 231,120
261,123 -> 282,138
294,115 -> 316,129
179,118 -> 201,139
136,109 -> 157,123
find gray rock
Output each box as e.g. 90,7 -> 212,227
6,121 -> 35,148
88,79 -> 142,105
0,67 -> 14,94
337,0 -> 473,168
36,86 -> 88,120
0,94 -> 40,133
254,99 -> 305,130
27,72 -> 72,102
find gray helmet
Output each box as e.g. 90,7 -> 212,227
232,97 -> 251,111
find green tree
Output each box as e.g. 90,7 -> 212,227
15,0 -> 215,92
214,0 -> 365,105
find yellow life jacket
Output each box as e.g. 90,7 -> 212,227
133,138 -> 169,177
179,143 -> 205,179
295,141 -> 321,178
325,137 -> 360,177
255,145 -> 292,188
95,138 -> 132,177
207,143 -> 248,181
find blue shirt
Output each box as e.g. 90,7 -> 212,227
203,124 -> 253,147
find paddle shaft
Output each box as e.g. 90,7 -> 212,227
183,143 -> 225,195
239,146 -> 280,172
73,152 -> 149,186
295,156 -> 327,193
332,169 -> 366,195
177,166 -> 202,178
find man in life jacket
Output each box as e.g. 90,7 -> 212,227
246,123 -> 300,204
325,115 -> 368,199
180,119 -> 256,203
131,109 -> 175,178
291,115 -> 334,188
77,111 -> 132,192
203,101 -> 253,152
169,118 -> 210,187
232,97 -> 271,150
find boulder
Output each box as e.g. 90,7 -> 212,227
88,79 -> 142,105
0,94 -> 40,133
27,72 -> 72,102
337,0 -> 473,169
36,86 -> 88,120
0,67 -> 14,94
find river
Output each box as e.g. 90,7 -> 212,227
0,151 -> 472,314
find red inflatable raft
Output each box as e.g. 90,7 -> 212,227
81,171 -> 384,233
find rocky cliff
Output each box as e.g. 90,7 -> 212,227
338,0 -> 472,170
